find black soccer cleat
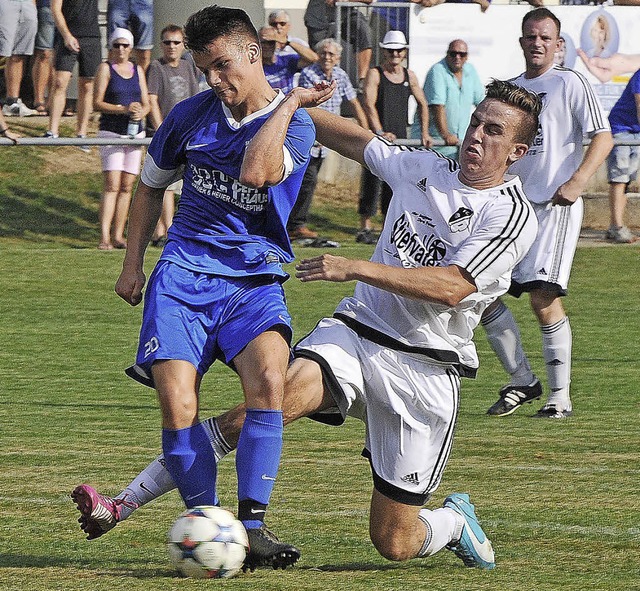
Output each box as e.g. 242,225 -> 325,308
486,380 -> 543,416
242,524 -> 301,572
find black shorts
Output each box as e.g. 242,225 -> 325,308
54,35 -> 102,77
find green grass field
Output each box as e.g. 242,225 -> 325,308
0,143 -> 639,590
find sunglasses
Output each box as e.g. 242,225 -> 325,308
386,48 -> 406,54
270,21 -> 288,26
448,51 -> 468,58
162,39 -> 183,46
112,43 -> 130,49
260,40 -> 277,46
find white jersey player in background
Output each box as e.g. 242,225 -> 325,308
73,80 -> 541,569
483,8 -> 613,419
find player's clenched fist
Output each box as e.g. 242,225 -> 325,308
115,268 -> 146,306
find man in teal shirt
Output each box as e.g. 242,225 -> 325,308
413,39 -> 484,159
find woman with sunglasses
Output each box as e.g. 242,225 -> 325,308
93,27 -> 150,250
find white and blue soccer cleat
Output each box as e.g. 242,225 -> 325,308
443,493 -> 496,569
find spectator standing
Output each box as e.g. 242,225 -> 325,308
146,24 -> 201,247
358,30 -> 432,244
31,0 -> 56,116
605,68 -> 640,243
304,0 -> 373,89
413,39 -> 484,160
107,0 -> 154,72
482,8 -> 613,419
46,0 -> 101,144
93,28 -> 150,250
259,26 -> 318,95
289,38 -> 368,240
1,0 -> 39,117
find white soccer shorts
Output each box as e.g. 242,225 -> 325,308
295,317 -> 460,505
511,198 -> 583,295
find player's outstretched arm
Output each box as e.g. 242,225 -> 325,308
296,254 -> 476,307
240,82 -> 336,188
306,108 -> 375,167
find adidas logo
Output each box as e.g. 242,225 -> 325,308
416,177 -> 428,193
547,358 -> 563,366
538,267 -> 548,276
401,472 -> 419,486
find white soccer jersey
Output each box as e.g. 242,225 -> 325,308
508,65 -> 610,204
333,138 -> 538,376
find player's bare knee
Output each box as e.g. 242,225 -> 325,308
370,527 -> 414,562
242,365 -> 285,408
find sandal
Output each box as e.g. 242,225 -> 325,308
62,108 -> 75,117
34,102 -> 48,116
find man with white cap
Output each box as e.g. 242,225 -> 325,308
45,0 -> 102,143
357,30 -> 432,244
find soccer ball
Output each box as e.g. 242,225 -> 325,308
167,506 -> 249,579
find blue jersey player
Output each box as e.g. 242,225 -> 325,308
72,6 -> 335,571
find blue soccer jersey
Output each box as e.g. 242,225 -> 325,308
141,89 -> 315,278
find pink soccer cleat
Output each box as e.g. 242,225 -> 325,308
71,484 -> 137,540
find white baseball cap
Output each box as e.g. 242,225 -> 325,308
379,30 -> 408,50
109,27 -> 134,48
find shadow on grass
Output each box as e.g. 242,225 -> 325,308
0,554 -> 176,578
0,185 -> 99,245
300,561 -> 432,572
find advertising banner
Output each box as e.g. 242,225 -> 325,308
408,5 -> 640,115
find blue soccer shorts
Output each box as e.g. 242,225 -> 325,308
128,260 -> 292,386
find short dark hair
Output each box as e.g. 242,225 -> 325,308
160,24 -> 183,39
522,7 -> 561,37
485,79 -> 542,147
184,5 -> 258,54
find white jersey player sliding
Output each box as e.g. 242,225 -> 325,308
73,79 -> 541,570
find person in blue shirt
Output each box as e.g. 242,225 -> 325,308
259,25 -> 317,94
605,68 -> 640,243
72,5 -> 334,572
412,39 -> 484,160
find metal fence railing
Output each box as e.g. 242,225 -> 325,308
2,136 -> 639,148
0,136 -> 151,147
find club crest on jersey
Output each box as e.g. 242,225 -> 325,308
448,207 -> 473,233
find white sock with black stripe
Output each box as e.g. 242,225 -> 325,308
541,317 -> 572,411
482,300 -> 536,387
417,507 -> 463,557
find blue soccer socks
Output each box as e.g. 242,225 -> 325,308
236,409 -> 284,528
162,423 -> 218,508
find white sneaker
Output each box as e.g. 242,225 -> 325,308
605,225 -> 635,244
2,99 -> 38,117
